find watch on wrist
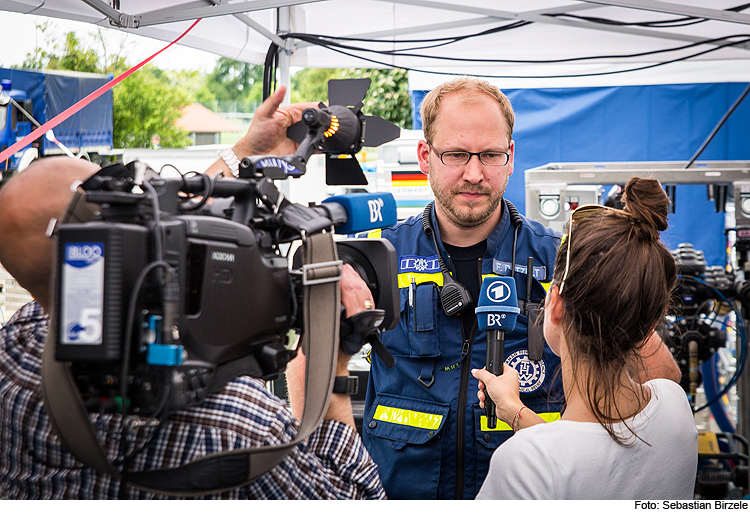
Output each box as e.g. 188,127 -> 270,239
220,148 -> 240,177
332,375 -> 359,395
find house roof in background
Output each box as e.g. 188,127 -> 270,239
176,103 -> 242,133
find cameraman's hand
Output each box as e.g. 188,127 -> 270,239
236,85 -> 319,158
207,86 -> 318,178
340,263 -> 374,321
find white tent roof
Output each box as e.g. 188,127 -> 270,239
3,0 -> 750,88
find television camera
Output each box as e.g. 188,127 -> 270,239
42,79 -> 401,494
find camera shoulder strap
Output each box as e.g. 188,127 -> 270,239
42,196 -> 342,496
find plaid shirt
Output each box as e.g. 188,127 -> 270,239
0,301 -> 385,499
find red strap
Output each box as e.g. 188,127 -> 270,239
512,405 -> 528,432
0,19 -> 202,165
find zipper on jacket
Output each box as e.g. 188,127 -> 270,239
445,248 -> 482,500
454,255 -> 483,499
454,336 -> 473,500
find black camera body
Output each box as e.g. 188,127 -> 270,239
53,159 -> 399,418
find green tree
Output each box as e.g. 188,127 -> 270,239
203,58 -> 262,113
112,65 -> 192,148
46,32 -> 101,73
168,69 -> 214,104
291,68 -> 343,104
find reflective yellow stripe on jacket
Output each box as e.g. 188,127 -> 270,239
373,405 -> 560,432
480,412 -> 561,431
373,405 -> 444,430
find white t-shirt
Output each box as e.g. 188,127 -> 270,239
476,378 -> 698,500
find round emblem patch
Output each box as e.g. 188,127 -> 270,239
414,258 -> 428,272
505,349 -> 546,393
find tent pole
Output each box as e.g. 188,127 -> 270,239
278,6 -> 291,198
278,6 -> 291,106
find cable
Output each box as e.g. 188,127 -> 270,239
547,3 -> 750,29
262,41 -> 279,101
119,260 -> 172,418
677,276 -> 748,413
161,165 -> 213,212
279,29 -> 750,80
702,350 -> 737,433
549,14 -> 706,29
294,20 -> 532,54
291,31 -> 750,66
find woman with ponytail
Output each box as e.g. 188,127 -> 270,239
474,177 -> 698,500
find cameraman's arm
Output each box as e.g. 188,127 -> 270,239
206,86 -> 318,178
286,264 -> 373,429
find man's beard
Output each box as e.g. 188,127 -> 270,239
431,181 -> 503,229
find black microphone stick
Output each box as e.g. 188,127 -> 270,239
485,328 -> 504,429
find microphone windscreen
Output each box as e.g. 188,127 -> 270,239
475,276 -> 520,332
322,192 -> 397,234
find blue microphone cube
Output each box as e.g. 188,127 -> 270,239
322,192 -> 397,234
475,276 -> 520,332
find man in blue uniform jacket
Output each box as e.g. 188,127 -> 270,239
360,77 -> 565,499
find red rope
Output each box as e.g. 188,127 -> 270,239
0,19 -> 202,165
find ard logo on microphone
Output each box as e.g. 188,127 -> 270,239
487,280 -> 512,303
368,197 -> 385,223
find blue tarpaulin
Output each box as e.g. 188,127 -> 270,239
411,83 -> 750,267
0,67 -> 113,154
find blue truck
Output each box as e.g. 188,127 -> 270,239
0,67 -> 114,180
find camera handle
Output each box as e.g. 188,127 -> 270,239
42,194 -> 344,496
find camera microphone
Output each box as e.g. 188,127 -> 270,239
475,276 -> 520,429
320,192 -> 398,234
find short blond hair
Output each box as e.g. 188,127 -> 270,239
420,77 -> 515,144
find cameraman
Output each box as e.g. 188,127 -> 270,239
0,91 -> 385,499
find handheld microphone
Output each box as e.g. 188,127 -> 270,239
321,192 -> 398,234
475,276 -> 520,429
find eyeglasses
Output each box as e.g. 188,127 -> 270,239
558,204 -> 631,295
427,142 -> 510,167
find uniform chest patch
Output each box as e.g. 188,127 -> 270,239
505,349 -> 546,393
493,260 -> 548,281
400,255 -> 440,273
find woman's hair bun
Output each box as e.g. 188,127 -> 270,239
621,177 -> 670,233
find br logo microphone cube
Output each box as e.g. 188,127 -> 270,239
368,196 -> 385,223
475,276 -> 520,332
475,276 -> 521,429
322,192 -> 397,234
